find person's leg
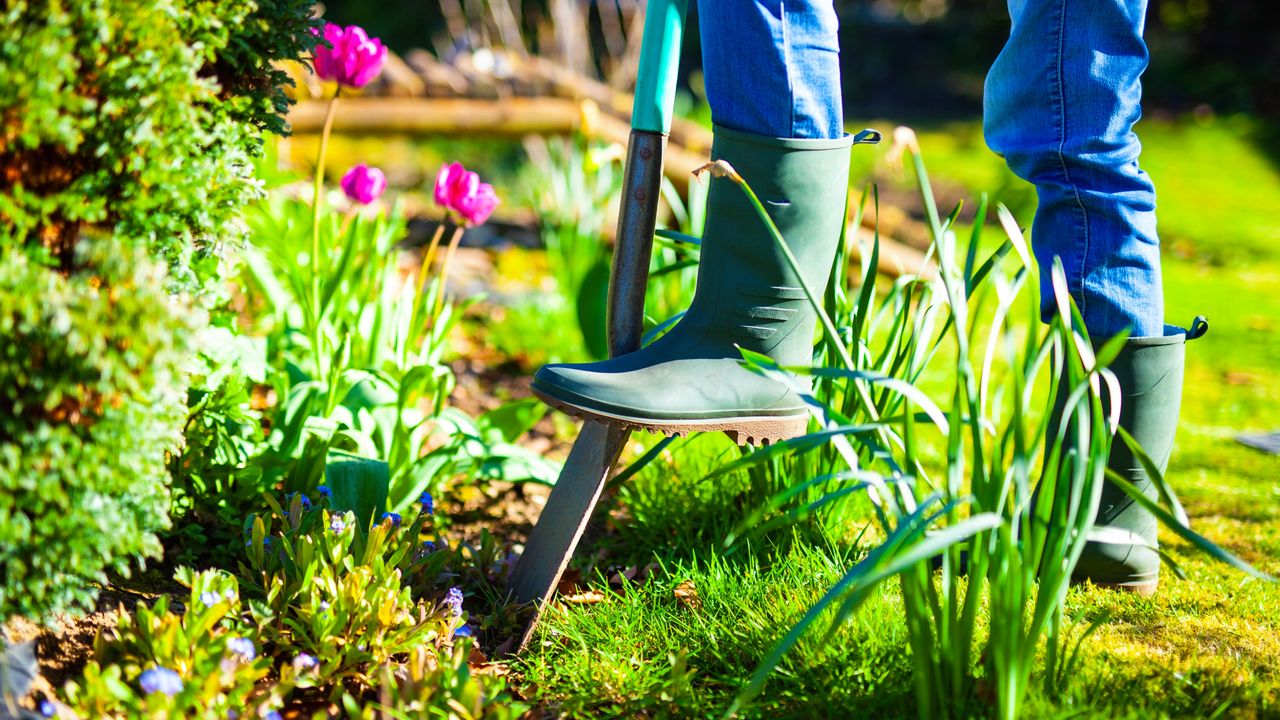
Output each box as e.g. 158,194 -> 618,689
984,0 -> 1163,339
985,0 -> 1203,595
697,0 -> 843,140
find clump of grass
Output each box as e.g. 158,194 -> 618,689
713,130 -> 1271,719
519,537 -> 916,718
517,124 -> 1280,719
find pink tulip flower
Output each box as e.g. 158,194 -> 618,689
340,164 -> 387,205
433,162 -> 500,226
314,23 -> 387,88
433,162 -> 467,207
455,182 -> 499,226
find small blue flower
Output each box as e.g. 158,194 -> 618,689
224,589 -> 237,602
228,711 -> 239,720
414,540 -> 437,561
329,516 -> 347,534
319,600 -> 331,613
444,586 -> 464,617
227,636 -> 256,661
293,652 -> 319,670
380,511 -> 401,528
454,623 -> 473,638
39,699 -> 55,717
139,666 -> 184,696
265,712 -> 283,720
418,491 -> 434,515
316,485 -> 332,499
200,590 -> 222,607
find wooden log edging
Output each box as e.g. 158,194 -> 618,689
287,97 -> 710,190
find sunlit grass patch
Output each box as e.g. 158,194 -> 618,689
518,540 -> 916,718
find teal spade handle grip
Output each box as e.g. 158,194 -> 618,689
631,0 -> 688,134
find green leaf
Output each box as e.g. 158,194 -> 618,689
995,202 -> 1032,268
649,259 -> 699,279
325,452 -> 390,533
608,435 -> 677,489
727,499 -> 985,717
654,227 -> 703,246
1114,425 -> 1189,527
724,470 -> 890,547
642,312 -> 685,347
702,425 -> 883,481
479,397 -> 548,444
340,375 -> 398,413
806,367 -> 951,436
576,260 -> 611,360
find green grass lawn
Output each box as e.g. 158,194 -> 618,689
512,115 -> 1280,718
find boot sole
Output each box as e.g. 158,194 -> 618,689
532,387 -> 809,446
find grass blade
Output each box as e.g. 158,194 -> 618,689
1114,425 -> 1191,528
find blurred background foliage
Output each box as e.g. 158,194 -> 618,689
321,0 -> 1278,123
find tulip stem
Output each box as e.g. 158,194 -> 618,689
421,221 -> 447,275
432,226 -> 467,324
409,222 -> 448,351
339,207 -> 358,238
309,89 -> 341,379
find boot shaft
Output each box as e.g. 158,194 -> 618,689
673,127 -> 852,366
1056,319 -> 1206,590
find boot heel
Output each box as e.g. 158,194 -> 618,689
722,414 -> 810,446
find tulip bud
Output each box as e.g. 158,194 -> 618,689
340,164 -> 387,205
313,23 -> 387,88
432,161 -> 500,226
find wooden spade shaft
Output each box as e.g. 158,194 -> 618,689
506,131 -> 667,648
506,0 -> 686,649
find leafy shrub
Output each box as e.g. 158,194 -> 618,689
240,495 -> 462,684
58,497 -> 522,716
0,0 -> 317,620
62,569 -> 285,719
0,0 -> 318,286
0,241 -> 200,620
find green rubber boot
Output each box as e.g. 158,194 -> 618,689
1069,318 -> 1208,595
532,126 -> 853,445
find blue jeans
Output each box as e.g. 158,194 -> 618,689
698,0 -> 1164,338
985,0 -> 1163,338
697,0 -> 843,140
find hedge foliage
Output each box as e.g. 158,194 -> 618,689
0,0 -> 317,620
0,0 -> 318,287
0,242 -> 200,619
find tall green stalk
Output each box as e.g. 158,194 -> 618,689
711,133 -> 1269,719
309,90 -> 341,380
